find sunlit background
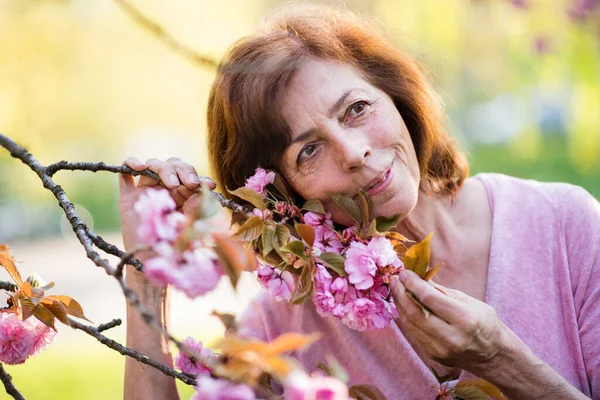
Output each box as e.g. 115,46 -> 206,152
0,0 -> 599,398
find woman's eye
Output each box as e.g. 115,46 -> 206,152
347,101 -> 369,118
298,144 -> 317,163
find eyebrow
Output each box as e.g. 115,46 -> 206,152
290,89 -> 359,145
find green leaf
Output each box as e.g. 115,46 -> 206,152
198,184 -> 221,219
227,187 -> 266,210
273,224 -> 291,249
375,213 -> 401,233
329,194 -> 361,225
348,384 -> 388,400
319,252 -> 348,277
291,261 -> 314,304
261,225 -> 275,257
281,241 -> 306,259
404,232 -> 433,279
233,216 -> 264,242
295,223 -> 315,248
302,199 -> 326,214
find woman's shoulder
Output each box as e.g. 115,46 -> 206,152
472,172 -> 597,216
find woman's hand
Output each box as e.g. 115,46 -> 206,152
390,269 -> 508,372
118,156 -> 216,255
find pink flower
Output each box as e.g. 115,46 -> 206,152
344,242 -> 377,290
174,337 -> 215,377
367,237 -> 402,268
29,319 -> 57,357
244,168 -> 275,197
266,270 -> 294,302
134,188 -> 184,246
192,376 -> 255,400
330,277 -> 348,293
342,298 -> 377,331
313,265 -> 332,292
0,313 -> 36,365
314,226 -> 342,254
303,211 -> 333,228
284,371 -> 349,400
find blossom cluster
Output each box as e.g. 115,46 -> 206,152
240,168 -> 405,331
135,188 -> 223,298
175,337 -> 350,400
0,311 -> 56,365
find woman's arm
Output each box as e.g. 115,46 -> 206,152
119,157 -> 215,400
391,270 -> 589,400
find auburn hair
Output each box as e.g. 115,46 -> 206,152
207,5 -> 468,199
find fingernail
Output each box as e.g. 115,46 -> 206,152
399,269 -> 408,283
168,174 -> 179,186
188,174 -> 200,184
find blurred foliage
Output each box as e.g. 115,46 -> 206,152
0,0 -> 598,242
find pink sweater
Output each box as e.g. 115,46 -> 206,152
237,173 -> 600,399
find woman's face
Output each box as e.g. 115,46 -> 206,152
279,59 -> 421,226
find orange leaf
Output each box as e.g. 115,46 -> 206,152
33,304 -> 57,330
423,262 -> 444,281
404,233 -> 433,279
213,233 -> 258,289
455,378 -> 506,400
44,295 -> 90,322
40,298 -> 70,326
0,244 -> 22,287
18,296 -> 37,320
263,332 -> 321,357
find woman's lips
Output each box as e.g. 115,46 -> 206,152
366,161 -> 394,196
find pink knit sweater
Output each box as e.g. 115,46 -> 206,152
237,173 -> 600,399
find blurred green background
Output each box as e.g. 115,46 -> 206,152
0,0 -> 599,398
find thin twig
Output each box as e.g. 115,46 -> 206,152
0,281 -> 17,292
112,0 -> 217,68
87,231 -> 145,272
46,161 -> 159,178
68,318 -> 196,385
96,318 -> 122,333
0,364 -> 25,400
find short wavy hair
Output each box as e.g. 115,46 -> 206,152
207,5 -> 468,198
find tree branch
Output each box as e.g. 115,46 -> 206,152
0,281 -> 17,292
112,0 -> 218,68
0,364 -> 25,400
87,231 -> 145,272
68,318 -> 196,386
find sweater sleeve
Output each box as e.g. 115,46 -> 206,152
561,185 -> 600,399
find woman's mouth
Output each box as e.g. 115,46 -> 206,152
365,162 -> 394,196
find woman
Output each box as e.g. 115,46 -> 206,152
119,5 -> 599,399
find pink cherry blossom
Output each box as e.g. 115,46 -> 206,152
174,337 -> 215,377
314,226 -> 342,253
244,168 -> 275,197
266,270 -> 295,302
192,376 -> 255,400
344,242 -> 377,290
134,188 -> 184,246
313,265 -> 332,292
29,318 -> 57,357
284,371 -> 349,400
367,237 -> 402,268
330,277 -> 348,293
0,313 -> 36,365
342,298 -> 377,331
303,211 -> 333,228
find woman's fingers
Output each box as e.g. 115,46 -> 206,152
395,270 -> 464,324
167,157 -> 201,189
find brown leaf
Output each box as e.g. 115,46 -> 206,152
452,386 -> 488,400
349,384 -> 388,400
424,262 -> 444,282
329,194 -> 361,225
233,216 -> 264,242
319,252 -> 347,277
227,187 -> 266,210
357,189 -> 371,228
213,233 -> 258,289
40,298 -> 71,326
302,199 -> 326,214
273,224 -> 290,249
404,233 -> 433,279
290,260 -> 314,304
272,173 -> 293,200
0,244 -> 23,287
18,296 -> 37,320
44,295 -> 91,322
455,379 -> 506,400
295,223 -> 315,248
33,304 -> 57,330
366,219 -> 378,238
211,311 -> 238,333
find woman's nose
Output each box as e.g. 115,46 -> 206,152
335,132 -> 372,171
